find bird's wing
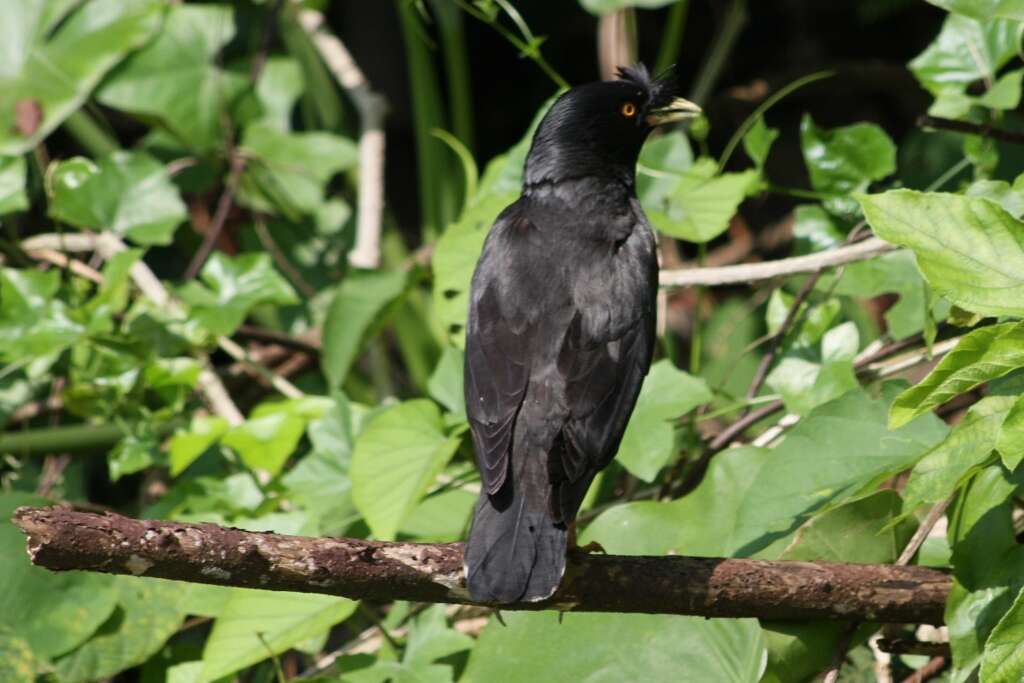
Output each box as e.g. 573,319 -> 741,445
550,257 -> 657,523
463,216 -> 532,496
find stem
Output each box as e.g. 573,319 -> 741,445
654,1 -> 690,76
718,70 -> 834,173
0,421 -> 176,455
687,0 -> 747,107
62,110 -> 120,157
688,242 -> 706,374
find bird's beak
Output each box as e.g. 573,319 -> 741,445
646,97 -> 702,126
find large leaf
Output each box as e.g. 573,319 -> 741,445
800,115 -> 896,203
889,322 -> 1024,428
222,411 -> 306,476
178,252 -> 298,337
0,0 -> 163,155
584,446 -> 769,557
48,152 -> 187,245
644,157 -> 757,243
981,584 -> 1024,683
910,13 -> 1020,95
199,589 -> 355,682
464,610 -> 764,683
616,360 -> 712,481
322,269 -> 408,389
900,396 -> 1013,515
859,190 -> 1024,318
0,493 -> 118,660
731,387 -> 948,556
237,123 -> 357,217
945,465 -> 1024,682
97,4 -> 248,152
350,399 -> 461,540
0,628 -> 36,683
0,268 -> 84,362
54,577 -> 189,683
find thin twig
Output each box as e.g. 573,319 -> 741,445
184,3 -> 280,280
658,237 -> 895,288
918,114 -> 1024,146
184,152 -> 247,280
252,215 -> 317,298
899,656 -> 947,683
876,639 -> 950,657
297,7 -> 387,269
745,272 -> 819,402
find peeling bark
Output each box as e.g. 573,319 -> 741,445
12,506 -> 951,624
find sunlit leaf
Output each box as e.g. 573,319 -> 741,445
49,152 -> 187,244
0,0 -> 163,155
860,190 -> 1024,318
351,399 -> 461,540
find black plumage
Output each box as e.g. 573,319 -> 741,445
463,65 -> 701,603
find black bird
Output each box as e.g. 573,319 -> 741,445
462,65 -> 701,603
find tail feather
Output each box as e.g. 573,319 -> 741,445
464,464 -> 567,603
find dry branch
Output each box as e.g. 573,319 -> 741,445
658,237 -> 895,288
14,506 -> 950,624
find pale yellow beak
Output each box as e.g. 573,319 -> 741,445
645,97 -> 702,126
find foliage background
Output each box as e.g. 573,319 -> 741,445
2,0 -> 1024,681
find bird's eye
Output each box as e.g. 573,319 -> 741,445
620,102 -> 637,118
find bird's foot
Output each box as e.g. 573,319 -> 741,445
569,540 -> 607,556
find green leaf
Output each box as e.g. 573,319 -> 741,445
254,57 -> 305,132
351,399 -> 461,540
732,387 -> 948,557
427,346 -> 466,417
584,446 -> 769,557
926,0 -> 1024,20
966,178 -> 1024,218
48,151 -> 188,244
237,123 -> 357,218
0,0 -> 163,155
644,157 -> 757,243
403,605 -> 473,669
800,114 -> 895,213
282,393 -> 358,535
169,415 -> 230,476
616,360 -> 712,482
0,628 -> 36,683
637,129 -> 694,208
910,13 -> 1021,95
0,156 -> 28,213
109,432 -> 158,482
178,252 -> 298,337
322,269 -> 409,389
579,0 -> 679,15
981,584 -> 1024,683
0,493 -> 118,660
742,116 -> 779,169
767,320 -> 860,415
945,465 -> 1024,681
901,396 -> 1014,515
97,4 -> 248,152
860,190 -> 1024,318
199,589 -> 355,682
996,395 -> 1024,471
977,68 -> 1024,109
465,610 -> 765,683
222,411 -> 306,476
55,577 -> 188,683
0,267 -> 84,362
889,322 -> 1024,428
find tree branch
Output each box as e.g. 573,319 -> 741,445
658,237 -> 895,288
13,506 -> 950,624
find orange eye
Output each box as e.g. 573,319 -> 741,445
621,102 -> 637,118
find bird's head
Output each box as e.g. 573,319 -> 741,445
523,64 -> 701,190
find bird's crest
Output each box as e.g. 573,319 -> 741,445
616,63 -> 677,107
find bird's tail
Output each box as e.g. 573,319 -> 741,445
464,454 -> 566,604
